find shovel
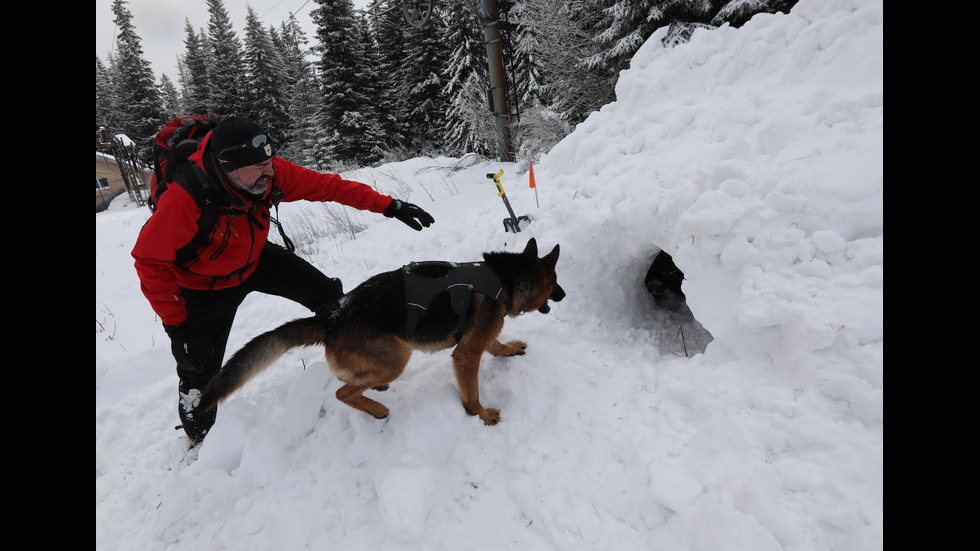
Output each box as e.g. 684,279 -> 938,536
487,169 -> 531,233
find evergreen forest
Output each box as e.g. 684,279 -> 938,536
96,0 -> 797,170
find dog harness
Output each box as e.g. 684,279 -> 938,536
402,261 -> 506,341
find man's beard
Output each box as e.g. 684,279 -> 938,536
229,174 -> 271,197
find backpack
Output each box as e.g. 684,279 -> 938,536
149,114 -> 295,269
148,113 -> 226,212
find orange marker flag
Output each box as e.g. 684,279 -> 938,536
529,163 -> 536,188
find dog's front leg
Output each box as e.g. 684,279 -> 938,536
488,339 -> 526,356
451,346 -> 499,425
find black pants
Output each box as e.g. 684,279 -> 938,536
175,243 -> 342,388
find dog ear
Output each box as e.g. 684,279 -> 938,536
541,244 -> 560,271
523,238 -> 538,257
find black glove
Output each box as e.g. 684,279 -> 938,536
384,199 -> 434,231
164,323 -> 214,374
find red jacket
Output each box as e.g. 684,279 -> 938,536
132,131 -> 393,326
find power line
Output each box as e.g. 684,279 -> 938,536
260,0 -> 314,20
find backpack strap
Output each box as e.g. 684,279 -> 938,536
171,163 -> 221,272
266,188 -> 295,253
170,162 -> 296,284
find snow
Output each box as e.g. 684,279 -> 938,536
95,1 -> 882,549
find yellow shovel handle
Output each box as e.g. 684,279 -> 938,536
492,169 -> 505,196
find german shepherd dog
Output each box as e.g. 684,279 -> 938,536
199,239 -> 564,426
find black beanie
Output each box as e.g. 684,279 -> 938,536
210,117 -> 275,171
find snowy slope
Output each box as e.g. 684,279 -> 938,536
95,1 -> 882,549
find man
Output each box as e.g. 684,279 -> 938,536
132,116 -> 434,442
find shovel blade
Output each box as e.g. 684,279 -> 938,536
503,215 -> 531,233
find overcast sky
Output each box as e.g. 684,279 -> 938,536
96,0 -> 373,81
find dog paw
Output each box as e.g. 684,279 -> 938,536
482,408 -> 501,426
367,403 -> 390,419
504,341 -> 527,356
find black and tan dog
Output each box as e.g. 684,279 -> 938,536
199,239 -> 564,426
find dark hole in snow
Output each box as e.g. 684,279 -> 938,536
643,250 -> 713,356
644,250 -> 686,312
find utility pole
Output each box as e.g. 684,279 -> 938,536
480,0 -> 514,162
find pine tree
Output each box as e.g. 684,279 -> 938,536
159,74 -> 182,119
96,56 -> 116,129
274,14 -> 327,169
504,1 -> 536,119
206,0 -> 246,116
521,0 -> 613,129
441,1 -> 494,157
585,0 -> 650,72
312,0 -> 385,167
371,2 -> 411,156
399,5 -> 451,156
351,14 -> 390,164
179,20 -> 212,115
243,7 -> 290,143
109,0 -> 165,163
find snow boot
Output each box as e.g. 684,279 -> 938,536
176,381 -> 216,442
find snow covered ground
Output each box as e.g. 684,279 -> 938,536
95,0 -> 882,549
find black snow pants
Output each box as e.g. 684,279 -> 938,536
173,243 -> 342,440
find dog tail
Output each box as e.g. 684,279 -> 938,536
199,316 -> 330,411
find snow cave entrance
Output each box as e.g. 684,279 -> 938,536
642,250 -> 713,357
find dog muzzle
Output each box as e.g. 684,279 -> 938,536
538,283 -> 566,314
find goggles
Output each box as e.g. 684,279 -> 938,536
217,133 -> 272,160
